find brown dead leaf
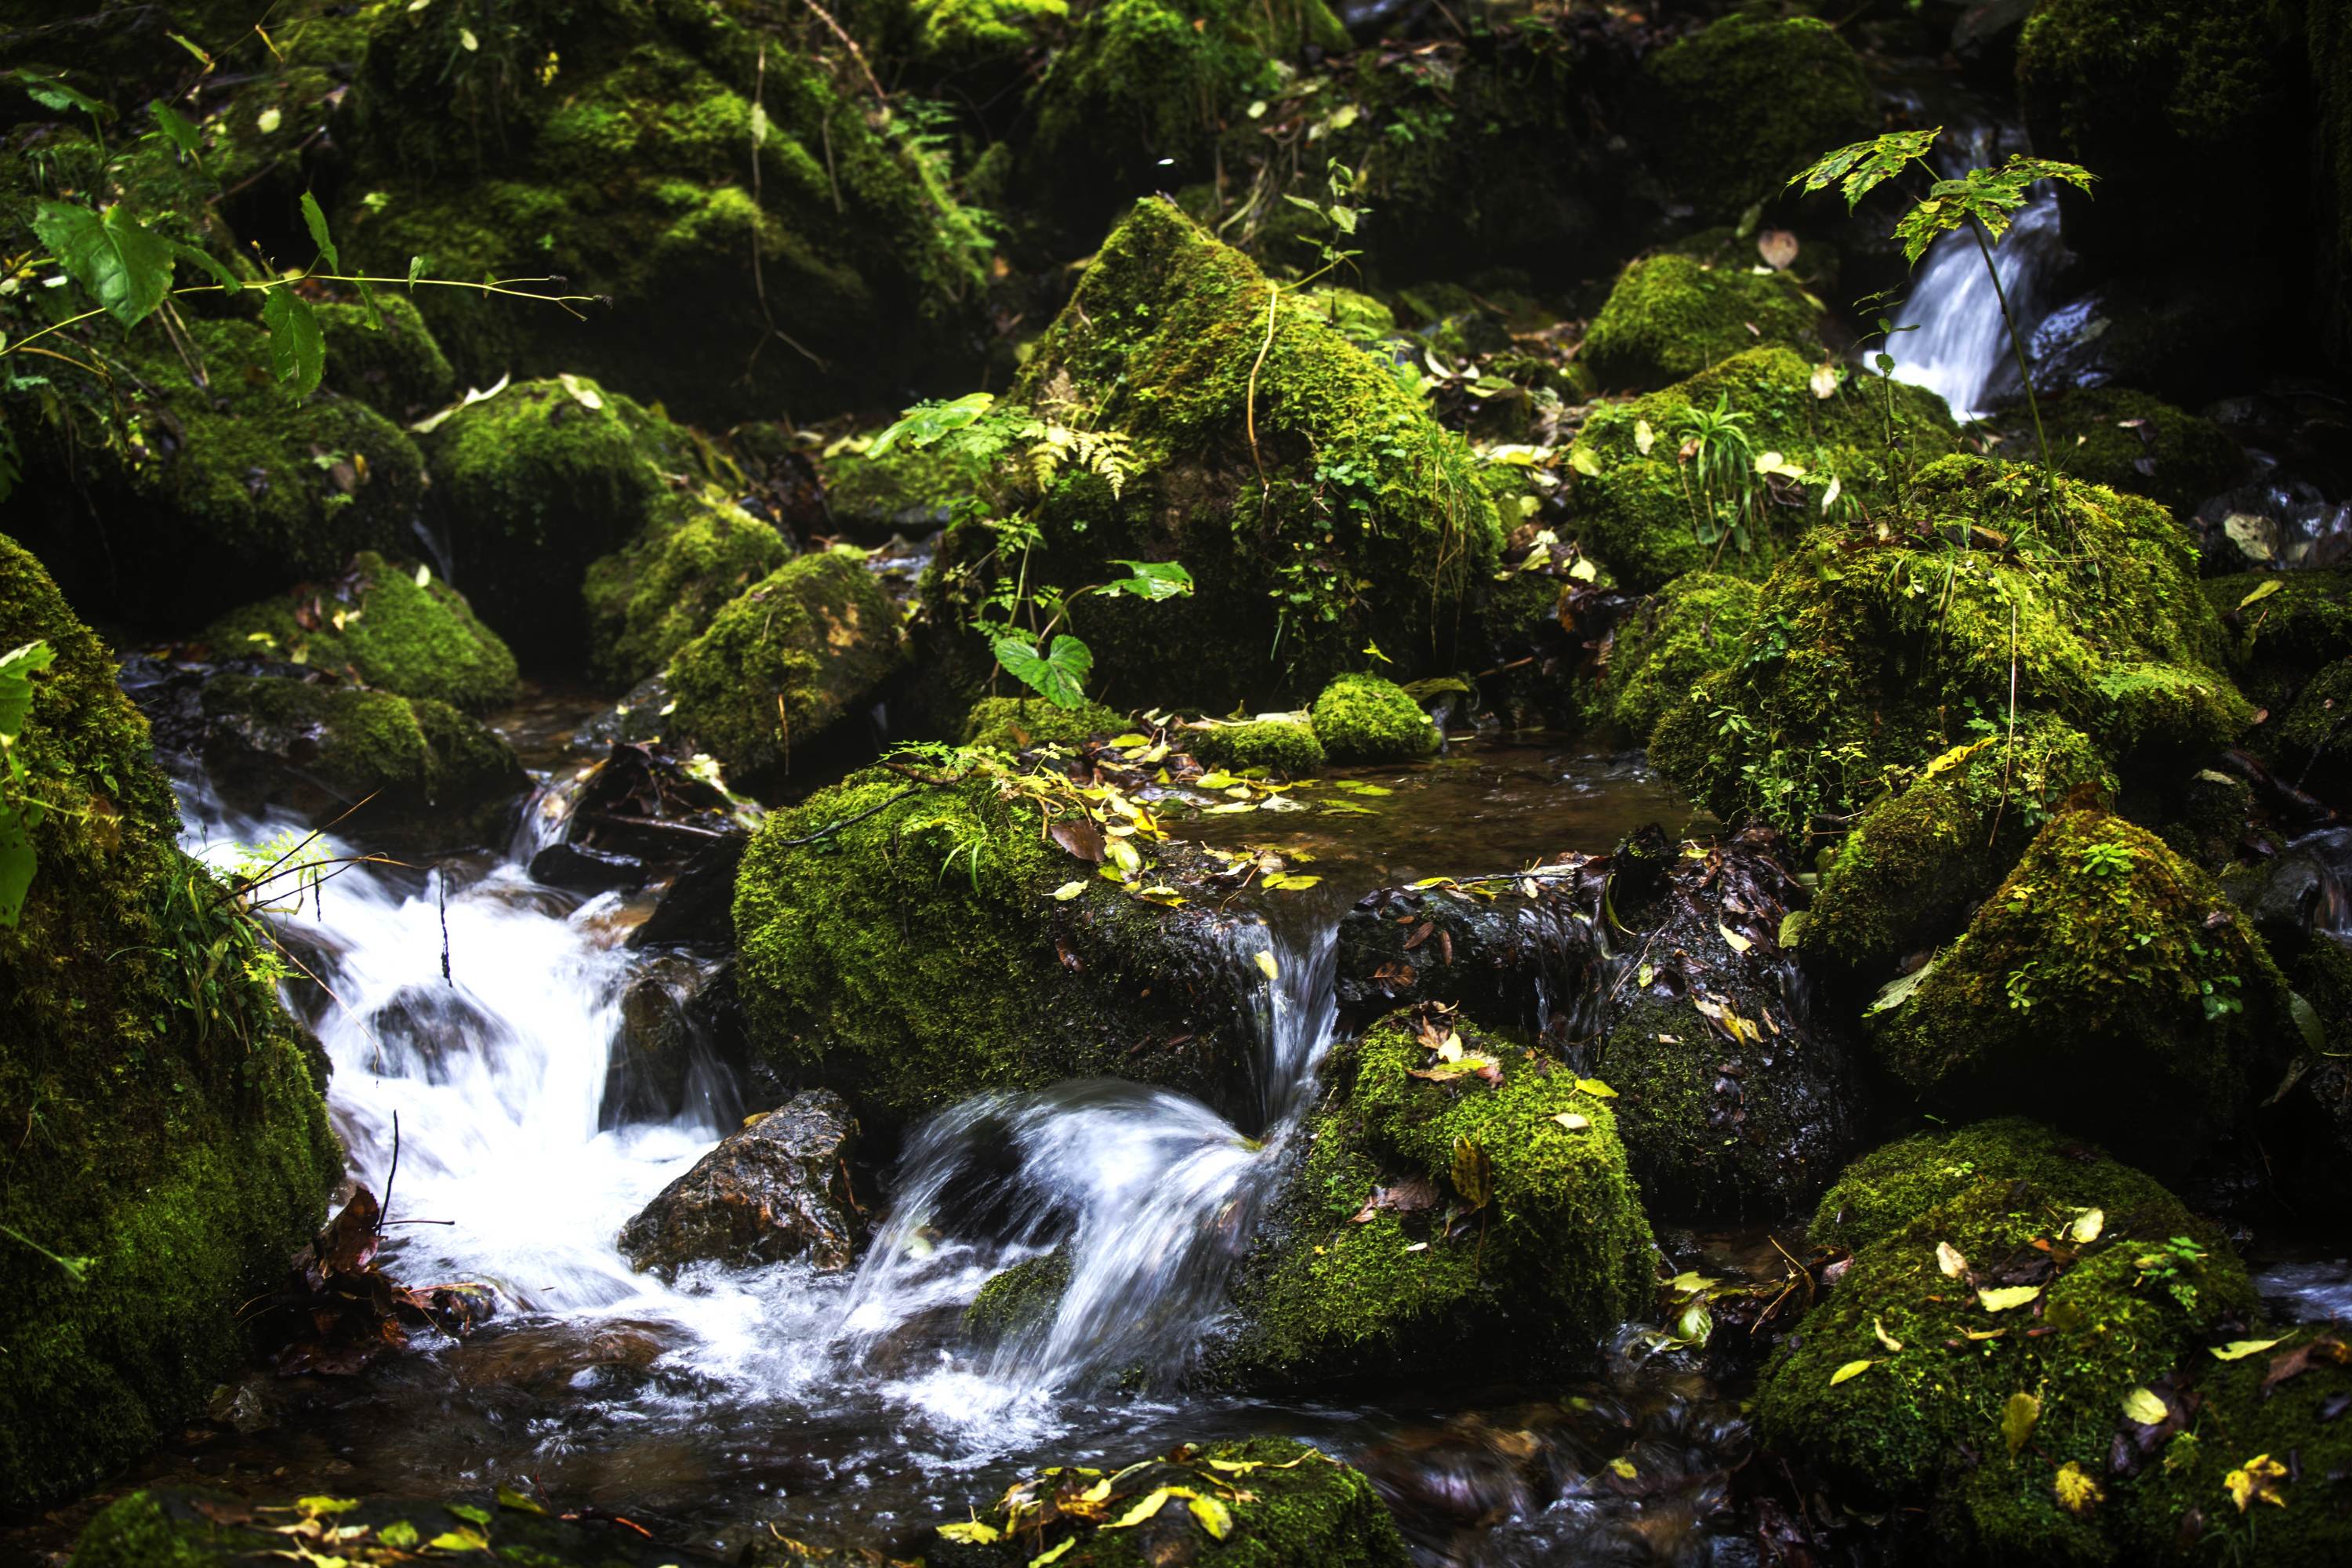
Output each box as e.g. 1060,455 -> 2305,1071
1051,818 -> 1105,862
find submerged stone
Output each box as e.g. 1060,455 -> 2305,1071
618,1089 -> 861,1277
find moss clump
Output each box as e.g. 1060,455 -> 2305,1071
194,673 -> 525,826
653,549 -> 902,783
0,535 -> 339,1510
924,198 -> 1504,710
582,499 -> 792,687
1310,674 -> 1439,764
1564,347 -> 1960,592
1868,811 -> 2293,1174
1221,1014 -> 1655,1385
2010,387 -> 2245,521
2201,566 -> 2352,713
1759,1120 -> 2255,1565
925,1438 -> 1409,1568
822,431 -> 993,532
1581,253 -> 1824,394
201,552 -> 519,712
909,0 -> 1069,63
1600,572 -> 1761,742
1639,15 -> 1873,221
1649,457 -> 2247,831
71,1489 -> 688,1567
963,695 -> 1131,751
1188,716 -> 1324,776
316,292 -> 457,421
963,1249 -> 1072,1345
1807,716 -> 2115,977
2269,655 -> 2352,807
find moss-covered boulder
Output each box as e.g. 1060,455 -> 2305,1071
1599,571 -> 1760,742
1187,714 -> 1324,776
644,548 -> 902,786
963,694 -> 1131,751
923,198 -> 1505,710
1806,716 -> 2116,978
70,1489 -> 686,1568
1219,1011 -> 1654,1385
924,1437 -> 1409,1567
1866,811 -> 2294,1174
581,495 -> 792,688
1581,252 -> 1824,394
318,292 -> 458,423
1564,347 -> 1960,592
1759,1120 -> 2256,1566
821,428 -> 993,534
200,553 -> 519,712
962,1248 -> 1072,1345
1639,14 -> 1873,223
1649,458 -> 2249,831
2202,566 -> 2352,713
0,535 -> 339,1509
339,0 -> 985,423
731,758 -> 1263,1131
1310,674 -> 1439,764
2005,387 -> 2245,522
2270,655 -> 2352,808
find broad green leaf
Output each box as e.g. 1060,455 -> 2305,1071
1867,955 -> 1937,1014
33,200 -> 173,327
1108,1487 -> 1173,1527
149,99 -> 203,161
2122,1386 -> 2169,1425
376,1522 -> 420,1549
1100,559 -> 1195,602
445,1505 -> 492,1527
260,286 -> 325,401
13,69 -> 112,118
0,641 -> 57,736
1187,1494 -> 1233,1539
936,1518 -> 1001,1545
2002,1391 -> 2040,1454
296,1497 -> 361,1515
1787,128 -> 1939,209
1051,880 -> 1087,901
173,243 -> 242,295
2070,1208 -> 2105,1244
299,190 -> 341,271
871,391 -> 996,456
1451,1134 -> 1492,1207
2237,578 -> 2282,612
1254,949 -> 1279,981
426,1529 -> 490,1552
1575,1077 -> 1617,1098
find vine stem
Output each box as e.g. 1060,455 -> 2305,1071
1246,280 -> 1277,499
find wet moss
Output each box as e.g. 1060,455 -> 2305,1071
0,535 -> 339,1510
1564,347 -> 1960,592
1806,716 -> 2115,977
821,431 -> 992,533
909,0 -> 1069,62
316,292 -> 458,422
1221,1014 -> 1655,1385
1639,14 -> 1873,222
2201,566 -> 2352,713
963,1249 -> 1072,1344
1759,1120 -> 2255,1565
1601,572 -> 1761,742
654,548 -> 902,784
201,552 -> 520,712
581,498 -> 792,687
2269,656 -> 2352,806
2014,388 -> 2245,521
1189,717 -> 1324,776
1309,674 -> 1438,764
195,672 -> 526,825
1867,811 -> 2294,1174
71,1488 -> 687,1567
1580,253 -> 1824,394
963,695 -> 1131,751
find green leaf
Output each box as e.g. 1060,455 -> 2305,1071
149,99 -> 203,162
1188,1494 -> 1233,1540
1100,559 -> 1195,602
2122,1387 -> 2169,1425
406,254 -> 430,289
260,287 -> 325,401
1978,1283 -> 2044,1312
936,1519 -> 1001,1544
2002,1391 -> 2041,1454
1829,1359 -> 1875,1385
993,633 -> 1093,710
32,200 -> 174,327
376,1522 -> 419,1549
13,69 -> 112,119
299,189 -> 340,271
445,1504 -> 492,1526
0,641 -> 57,736
2210,1337 -> 2286,1362
173,243 -> 241,295
1787,129 -> 1940,209
871,391 -> 996,456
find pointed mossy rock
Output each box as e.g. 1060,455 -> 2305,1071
1867,811 -> 2294,1175
337,0 -> 986,423
1309,673 -> 1439,764
922,198 -> 1504,711
731,759 -> 1262,1131
1217,1012 -> 1654,1387
1647,457 -> 2249,832
201,552 -> 520,713
0,535 -> 339,1511
962,1247 -> 1073,1346
1563,346 -> 1960,593
1638,13 -> 1873,223
1598,570 -> 1760,742
1759,1120 -> 2256,1567
1580,252 -> 1826,394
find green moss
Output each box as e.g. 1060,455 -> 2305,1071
1602,571 -> 1761,742
1648,457 -> 2247,832
0,535 -> 339,1510
198,673 -> 523,822
1309,673 -> 1438,764
1869,811 -> 2294,1173
1640,15 -> 1873,221
1188,716 -> 1324,775
1759,1120 -> 2255,1564
71,1489 -> 686,1567
2014,388 -> 2244,521
924,198 -> 1504,710
963,695 -> 1131,750
1564,347 -> 1960,592
652,548 -> 902,782
581,497 -> 792,687
1807,716 -> 2115,975
822,431 -> 993,532
201,552 -> 519,712
316,292 -> 457,421
909,0 -> 1068,60
1581,253 -> 1824,394
1221,1014 -> 1654,1385
963,1249 -> 1072,1343
2201,566 -> 2352,713
2269,656 -> 2352,804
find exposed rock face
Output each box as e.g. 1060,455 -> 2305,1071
617,1089 -> 861,1277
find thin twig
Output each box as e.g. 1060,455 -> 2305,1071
1246,281 -> 1277,502
802,0 -> 887,103
379,1109 -> 400,1235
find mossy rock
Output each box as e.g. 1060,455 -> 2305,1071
1758,1119 -> 2257,1565
581,496 -> 793,688
1639,14 -> 1873,222
421,376 -> 717,663
731,760 -> 1260,1131
2269,655 -> 2352,808
1563,346 -> 1960,592
0,313 -> 426,629
924,1437 -> 1409,1568
1581,252 -> 1825,394
648,548 -> 902,785
317,292 -> 458,422
1806,715 -> 2116,978
1310,673 -> 1439,764
71,1489 -> 686,1567
0,535 -> 339,1509
2201,565 -> 2352,713
903,0 -> 1070,67
1188,716 -> 1324,776
822,430 -> 993,534
963,1248 -> 1072,1345
1218,1012 -> 1655,1385
1867,811 -> 2294,1174
2004,387 -> 2245,522
1648,457 -> 2248,832
339,0 -> 985,423
201,553 -> 520,712
1600,570 -> 1760,742
923,198 -> 1504,711
963,695 -> 1131,751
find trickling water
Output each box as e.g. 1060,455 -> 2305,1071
1886,184 -> 2064,421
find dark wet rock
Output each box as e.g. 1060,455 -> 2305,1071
443,1319 -> 670,1394
532,741 -> 754,946
529,838 -> 648,894
617,1090 -> 861,1277
601,953 -> 746,1130
70,1488 -> 691,1568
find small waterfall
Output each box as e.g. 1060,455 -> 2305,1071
1886,186 -> 2063,420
